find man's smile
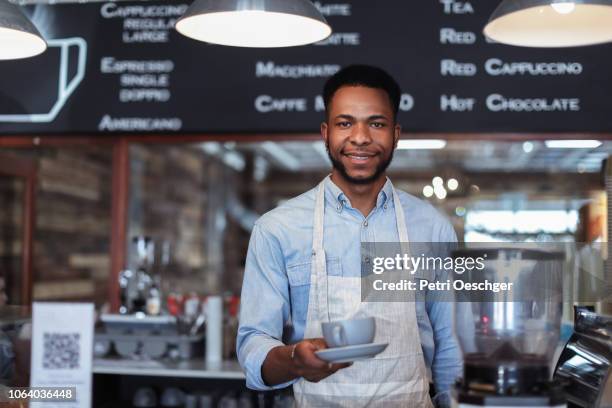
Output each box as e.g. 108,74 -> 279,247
342,151 -> 378,164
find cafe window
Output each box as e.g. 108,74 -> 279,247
465,209 -> 579,242
126,143 -> 249,297
0,146 -> 112,307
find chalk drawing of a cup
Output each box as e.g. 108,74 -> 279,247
0,37 -> 86,123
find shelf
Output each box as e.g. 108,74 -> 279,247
93,357 -> 245,380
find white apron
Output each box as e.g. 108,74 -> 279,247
293,178 -> 433,408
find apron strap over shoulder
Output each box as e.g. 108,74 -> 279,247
312,180 -> 330,323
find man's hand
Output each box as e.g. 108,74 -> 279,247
262,338 -> 351,386
291,338 -> 351,382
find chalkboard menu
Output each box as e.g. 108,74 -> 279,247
0,0 -> 611,135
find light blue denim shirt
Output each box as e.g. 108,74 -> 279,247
237,177 -> 463,405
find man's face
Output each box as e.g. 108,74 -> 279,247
322,86 -> 400,185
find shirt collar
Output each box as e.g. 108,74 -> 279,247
378,178 -> 394,209
324,175 -> 394,210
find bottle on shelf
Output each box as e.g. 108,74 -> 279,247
146,278 -> 161,316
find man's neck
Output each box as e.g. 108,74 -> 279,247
330,170 -> 387,217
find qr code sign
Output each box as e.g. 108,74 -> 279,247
43,333 -> 80,369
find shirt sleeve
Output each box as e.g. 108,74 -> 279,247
427,221 -> 463,406
236,221 -> 297,391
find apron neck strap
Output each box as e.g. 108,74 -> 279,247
313,179 -> 327,253
391,185 -> 410,244
313,179 -> 329,322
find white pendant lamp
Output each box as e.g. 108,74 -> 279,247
0,0 -> 46,60
175,0 -> 332,47
484,0 -> 612,47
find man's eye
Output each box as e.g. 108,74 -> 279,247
337,121 -> 351,128
371,122 -> 385,128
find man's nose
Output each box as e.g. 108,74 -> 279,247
350,123 -> 372,145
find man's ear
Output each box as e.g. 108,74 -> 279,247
321,121 -> 329,144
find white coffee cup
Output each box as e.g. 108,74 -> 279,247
321,317 -> 375,348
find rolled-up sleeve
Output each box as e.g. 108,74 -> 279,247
428,222 -> 463,406
427,300 -> 462,406
237,221 -> 296,391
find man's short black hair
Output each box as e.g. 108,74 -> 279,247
323,64 -> 402,120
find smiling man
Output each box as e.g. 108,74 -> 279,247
237,65 -> 462,407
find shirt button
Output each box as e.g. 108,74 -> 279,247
364,257 -> 370,264
336,203 -> 342,212
383,204 -> 388,210
363,220 -> 368,227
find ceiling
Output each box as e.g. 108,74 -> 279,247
196,139 -> 608,216
229,140 -> 611,174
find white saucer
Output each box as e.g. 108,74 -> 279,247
315,342 -> 388,363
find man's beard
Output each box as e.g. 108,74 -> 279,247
326,144 -> 394,185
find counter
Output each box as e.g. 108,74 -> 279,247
93,357 -> 245,379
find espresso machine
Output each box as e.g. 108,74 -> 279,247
553,307 -> 612,407
118,236 -> 156,314
452,247 -> 567,407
